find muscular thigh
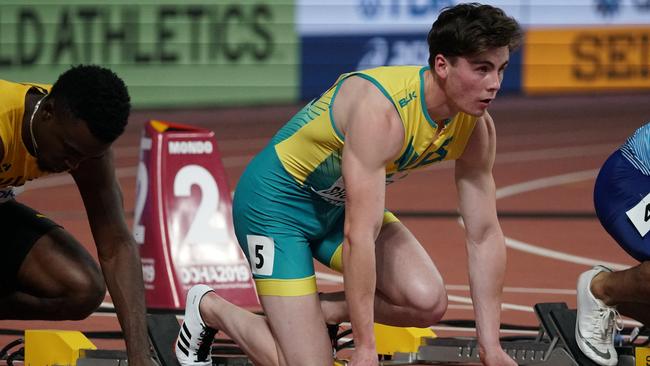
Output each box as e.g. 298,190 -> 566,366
0,200 -> 59,291
311,211 -> 399,273
374,220 -> 445,304
594,150 -> 650,262
0,200 -> 100,296
18,227 -> 102,297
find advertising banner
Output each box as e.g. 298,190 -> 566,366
524,26 -> 650,93
0,0 -> 298,107
297,1 -> 525,100
297,0 -> 522,34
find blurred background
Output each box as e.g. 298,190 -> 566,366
2,0 -> 649,108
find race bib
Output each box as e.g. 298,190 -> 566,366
246,235 -> 275,276
625,192 -> 650,237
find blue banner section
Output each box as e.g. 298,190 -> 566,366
300,34 -> 522,101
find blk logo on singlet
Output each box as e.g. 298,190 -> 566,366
399,91 -> 417,107
645,203 -> 650,222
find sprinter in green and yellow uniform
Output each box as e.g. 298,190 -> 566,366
176,4 -> 523,366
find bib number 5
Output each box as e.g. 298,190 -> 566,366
246,235 -> 274,276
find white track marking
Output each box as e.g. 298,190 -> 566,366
318,276 -> 577,295
445,284 -> 576,295
495,169 -> 631,270
448,295 -> 534,313
506,236 -> 629,271
496,169 -> 599,199
23,143 -> 611,191
314,271 -> 535,312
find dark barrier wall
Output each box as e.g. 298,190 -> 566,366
0,1 -> 299,108
300,34 -> 523,100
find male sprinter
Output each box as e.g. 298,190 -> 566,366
0,65 -> 152,365
576,122 -> 650,366
177,3 -> 522,366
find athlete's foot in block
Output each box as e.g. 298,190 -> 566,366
576,266 -> 622,366
176,284 -> 218,366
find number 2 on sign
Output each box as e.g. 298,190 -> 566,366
133,163 -> 229,249
174,165 -> 229,248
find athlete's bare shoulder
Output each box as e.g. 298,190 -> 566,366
332,75 -> 402,141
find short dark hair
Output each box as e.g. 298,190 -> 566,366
427,3 -> 522,67
49,65 -> 131,143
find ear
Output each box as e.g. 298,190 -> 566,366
39,96 -> 56,123
433,54 -> 449,80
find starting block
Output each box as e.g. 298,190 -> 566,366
332,303 -> 650,365
24,330 -> 97,366
374,323 -> 436,356
18,302 -> 650,365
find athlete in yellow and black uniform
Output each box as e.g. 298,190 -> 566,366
176,4 -> 523,366
0,81 -> 59,286
0,68 -> 154,366
0,81 -> 53,187
233,65 -> 477,295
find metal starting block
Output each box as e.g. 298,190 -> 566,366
333,303 -> 650,366
24,303 -> 643,366
77,350 -> 129,366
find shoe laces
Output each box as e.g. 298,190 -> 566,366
196,327 -> 217,360
594,306 -> 623,342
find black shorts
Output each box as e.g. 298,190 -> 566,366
0,200 -> 60,289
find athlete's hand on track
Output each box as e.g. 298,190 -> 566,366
348,345 -> 379,366
479,347 -> 517,366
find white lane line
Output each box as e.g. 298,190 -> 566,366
23,143 -> 611,192
422,143 -> 613,173
314,272 -> 535,312
496,169 -> 599,199
448,295 -> 534,313
318,275 -> 577,295
495,169 -> 631,271
506,236 -> 629,271
445,284 -> 576,295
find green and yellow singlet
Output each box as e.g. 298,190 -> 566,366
273,65 -> 477,205
233,65 -> 478,296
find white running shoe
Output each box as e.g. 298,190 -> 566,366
176,284 -> 218,366
575,265 -> 622,366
